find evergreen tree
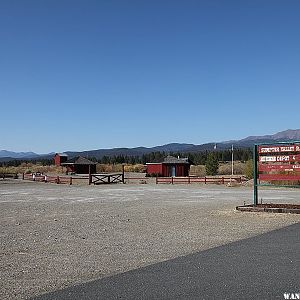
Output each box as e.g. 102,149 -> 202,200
205,153 -> 219,175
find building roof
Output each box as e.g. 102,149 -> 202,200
146,155 -> 191,165
162,155 -> 190,164
55,153 -> 68,157
61,156 -> 96,165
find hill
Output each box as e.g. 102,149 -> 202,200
1,129 -> 300,161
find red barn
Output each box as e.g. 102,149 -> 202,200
61,156 -> 96,174
146,156 -> 191,177
54,153 -> 68,166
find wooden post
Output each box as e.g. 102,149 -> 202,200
70,177 -> 72,185
56,176 -> 60,184
122,164 -> 125,184
156,175 -> 158,184
89,165 -> 92,185
204,176 -> 207,184
171,177 -> 174,184
22,173 -> 25,180
222,177 -> 224,184
188,176 -> 190,184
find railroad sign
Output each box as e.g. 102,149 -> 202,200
253,142 -> 300,205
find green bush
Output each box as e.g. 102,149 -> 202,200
244,160 -> 253,179
205,153 -> 219,176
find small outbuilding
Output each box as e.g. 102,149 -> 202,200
54,153 -> 68,166
146,155 -> 191,177
61,156 -> 97,174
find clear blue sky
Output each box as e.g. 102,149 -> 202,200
1,0 -> 299,153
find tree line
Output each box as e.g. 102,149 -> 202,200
0,148 -> 252,167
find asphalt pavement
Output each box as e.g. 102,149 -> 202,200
32,222 -> 300,300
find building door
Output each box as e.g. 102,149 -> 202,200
171,166 -> 176,177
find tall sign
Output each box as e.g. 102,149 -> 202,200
253,142 -> 300,205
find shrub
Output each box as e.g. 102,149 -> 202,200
205,153 -> 219,176
244,160 -> 253,179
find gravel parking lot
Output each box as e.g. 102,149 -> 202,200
1,180 -> 299,300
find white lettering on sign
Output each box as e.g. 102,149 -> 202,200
277,156 -> 290,161
260,145 -> 300,153
260,155 -> 293,162
260,156 -> 276,162
280,146 -> 295,152
260,147 -> 280,153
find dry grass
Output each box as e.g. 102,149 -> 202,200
218,162 -> 246,175
1,163 -> 145,176
1,162 -> 247,177
96,164 -> 145,173
0,163 -> 65,175
189,165 -> 206,176
190,162 -> 246,177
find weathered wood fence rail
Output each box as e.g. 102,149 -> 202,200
22,173 -> 87,185
22,172 -> 125,185
22,173 -> 245,185
156,176 -> 247,184
1,173 -> 18,179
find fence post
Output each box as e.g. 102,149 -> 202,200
204,176 -> 206,184
70,177 -> 72,185
156,175 -> 158,184
22,173 -> 25,180
222,177 -> 224,184
57,176 -> 60,184
171,177 -> 174,184
122,164 -> 125,184
188,176 -> 190,184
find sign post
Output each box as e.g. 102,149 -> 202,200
253,144 -> 258,206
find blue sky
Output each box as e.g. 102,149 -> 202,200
1,0 -> 300,153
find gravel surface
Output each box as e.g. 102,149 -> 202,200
1,180 -> 299,300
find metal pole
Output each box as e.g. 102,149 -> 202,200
253,145 -> 258,206
231,144 -> 234,177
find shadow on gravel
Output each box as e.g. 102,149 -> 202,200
33,223 -> 300,300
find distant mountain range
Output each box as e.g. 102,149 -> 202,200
1,129 -> 300,162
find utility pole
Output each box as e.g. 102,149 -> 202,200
231,144 -> 234,177
230,145 -> 234,185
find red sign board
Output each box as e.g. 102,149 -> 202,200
258,143 -> 300,182
259,164 -> 300,172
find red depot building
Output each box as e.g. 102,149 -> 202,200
146,155 -> 191,177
